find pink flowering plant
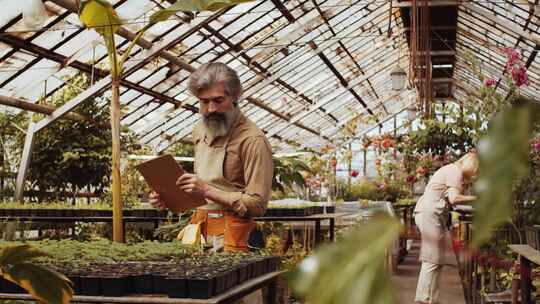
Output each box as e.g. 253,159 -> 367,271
464,48 -> 532,143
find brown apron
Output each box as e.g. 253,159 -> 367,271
190,124 -> 254,252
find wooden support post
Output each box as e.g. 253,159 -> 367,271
314,220 -> 321,246
520,255 -> 531,304
14,120 -> 35,202
347,142 -> 352,189
489,266 -> 496,292
511,278 -> 519,304
111,77 -> 124,243
393,115 -> 397,161
363,149 -> 367,176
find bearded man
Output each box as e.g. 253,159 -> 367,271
151,62 -> 274,252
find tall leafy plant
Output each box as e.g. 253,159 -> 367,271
0,245 -> 73,304
78,0 -> 254,242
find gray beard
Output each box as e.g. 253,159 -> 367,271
202,107 -> 238,138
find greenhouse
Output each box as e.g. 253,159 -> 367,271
0,0 -> 539,303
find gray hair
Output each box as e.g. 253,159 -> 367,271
188,62 -> 242,102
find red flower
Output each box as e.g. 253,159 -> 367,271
504,48 -> 521,70
406,175 -> 416,184
511,65 -> 529,87
381,138 -> 395,149
484,78 -> 497,87
351,170 -> 359,177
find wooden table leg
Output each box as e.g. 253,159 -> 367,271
315,220 -> 321,246
520,256 -> 531,304
329,218 -> 335,242
266,278 -> 277,304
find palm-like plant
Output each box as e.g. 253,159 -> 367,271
0,244 -> 73,304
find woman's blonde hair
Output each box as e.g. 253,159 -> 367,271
456,152 -> 479,178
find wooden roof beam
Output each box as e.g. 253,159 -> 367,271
404,25 -> 456,31
0,34 -> 198,113
308,41 -> 380,121
460,2 -> 540,46
201,25 -> 339,124
0,95 -> 86,122
270,0 -> 296,23
394,1 -> 458,8
311,0 -> 383,106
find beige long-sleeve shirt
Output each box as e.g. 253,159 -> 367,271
414,163 -> 463,216
192,113 -> 274,217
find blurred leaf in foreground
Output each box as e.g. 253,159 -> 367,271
0,244 -> 73,304
290,215 -> 401,304
473,101 -> 540,246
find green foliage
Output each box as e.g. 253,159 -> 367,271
11,73 -> 139,201
272,156 -> 311,193
396,198 -> 416,206
473,102 -> 539,246
165,142 -> 195,172
166,142 -> 194,157
290,215 -> 401,304
103,157 -> 151,208
153,211 -> 192,241
0,112 -> 18,199
260,222 -> 308,271
0,245 -> 73,304
407,106 -> 477,155
0,240 -> 191,266
342,178 -> 410,202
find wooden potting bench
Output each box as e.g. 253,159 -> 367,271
508,244 -> 540,304
1,212 -> 345,245
254,212 -> 347,246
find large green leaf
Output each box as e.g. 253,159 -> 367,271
472,105 -> 534,245
79,0 -> 121,37
120,0 -> 255,75
3,263 -> 73,304
290,215 -> 401,304
0,245 -> 73,304
79,0 -> 121,76
149,0 -> 254,25
0,244 -> 46,266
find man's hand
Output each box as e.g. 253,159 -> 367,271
176,173 -> 210,197
149,191 -> 167,210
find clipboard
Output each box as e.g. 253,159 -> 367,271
136,154 -> 206,213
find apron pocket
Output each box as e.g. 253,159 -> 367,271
224,215 -> 254,250
207,217 -> 225,236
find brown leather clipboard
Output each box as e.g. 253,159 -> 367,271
136,154 -> 206,213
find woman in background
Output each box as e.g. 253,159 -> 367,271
414,152 -> 479,304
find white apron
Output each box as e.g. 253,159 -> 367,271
414,190 -> 451,265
